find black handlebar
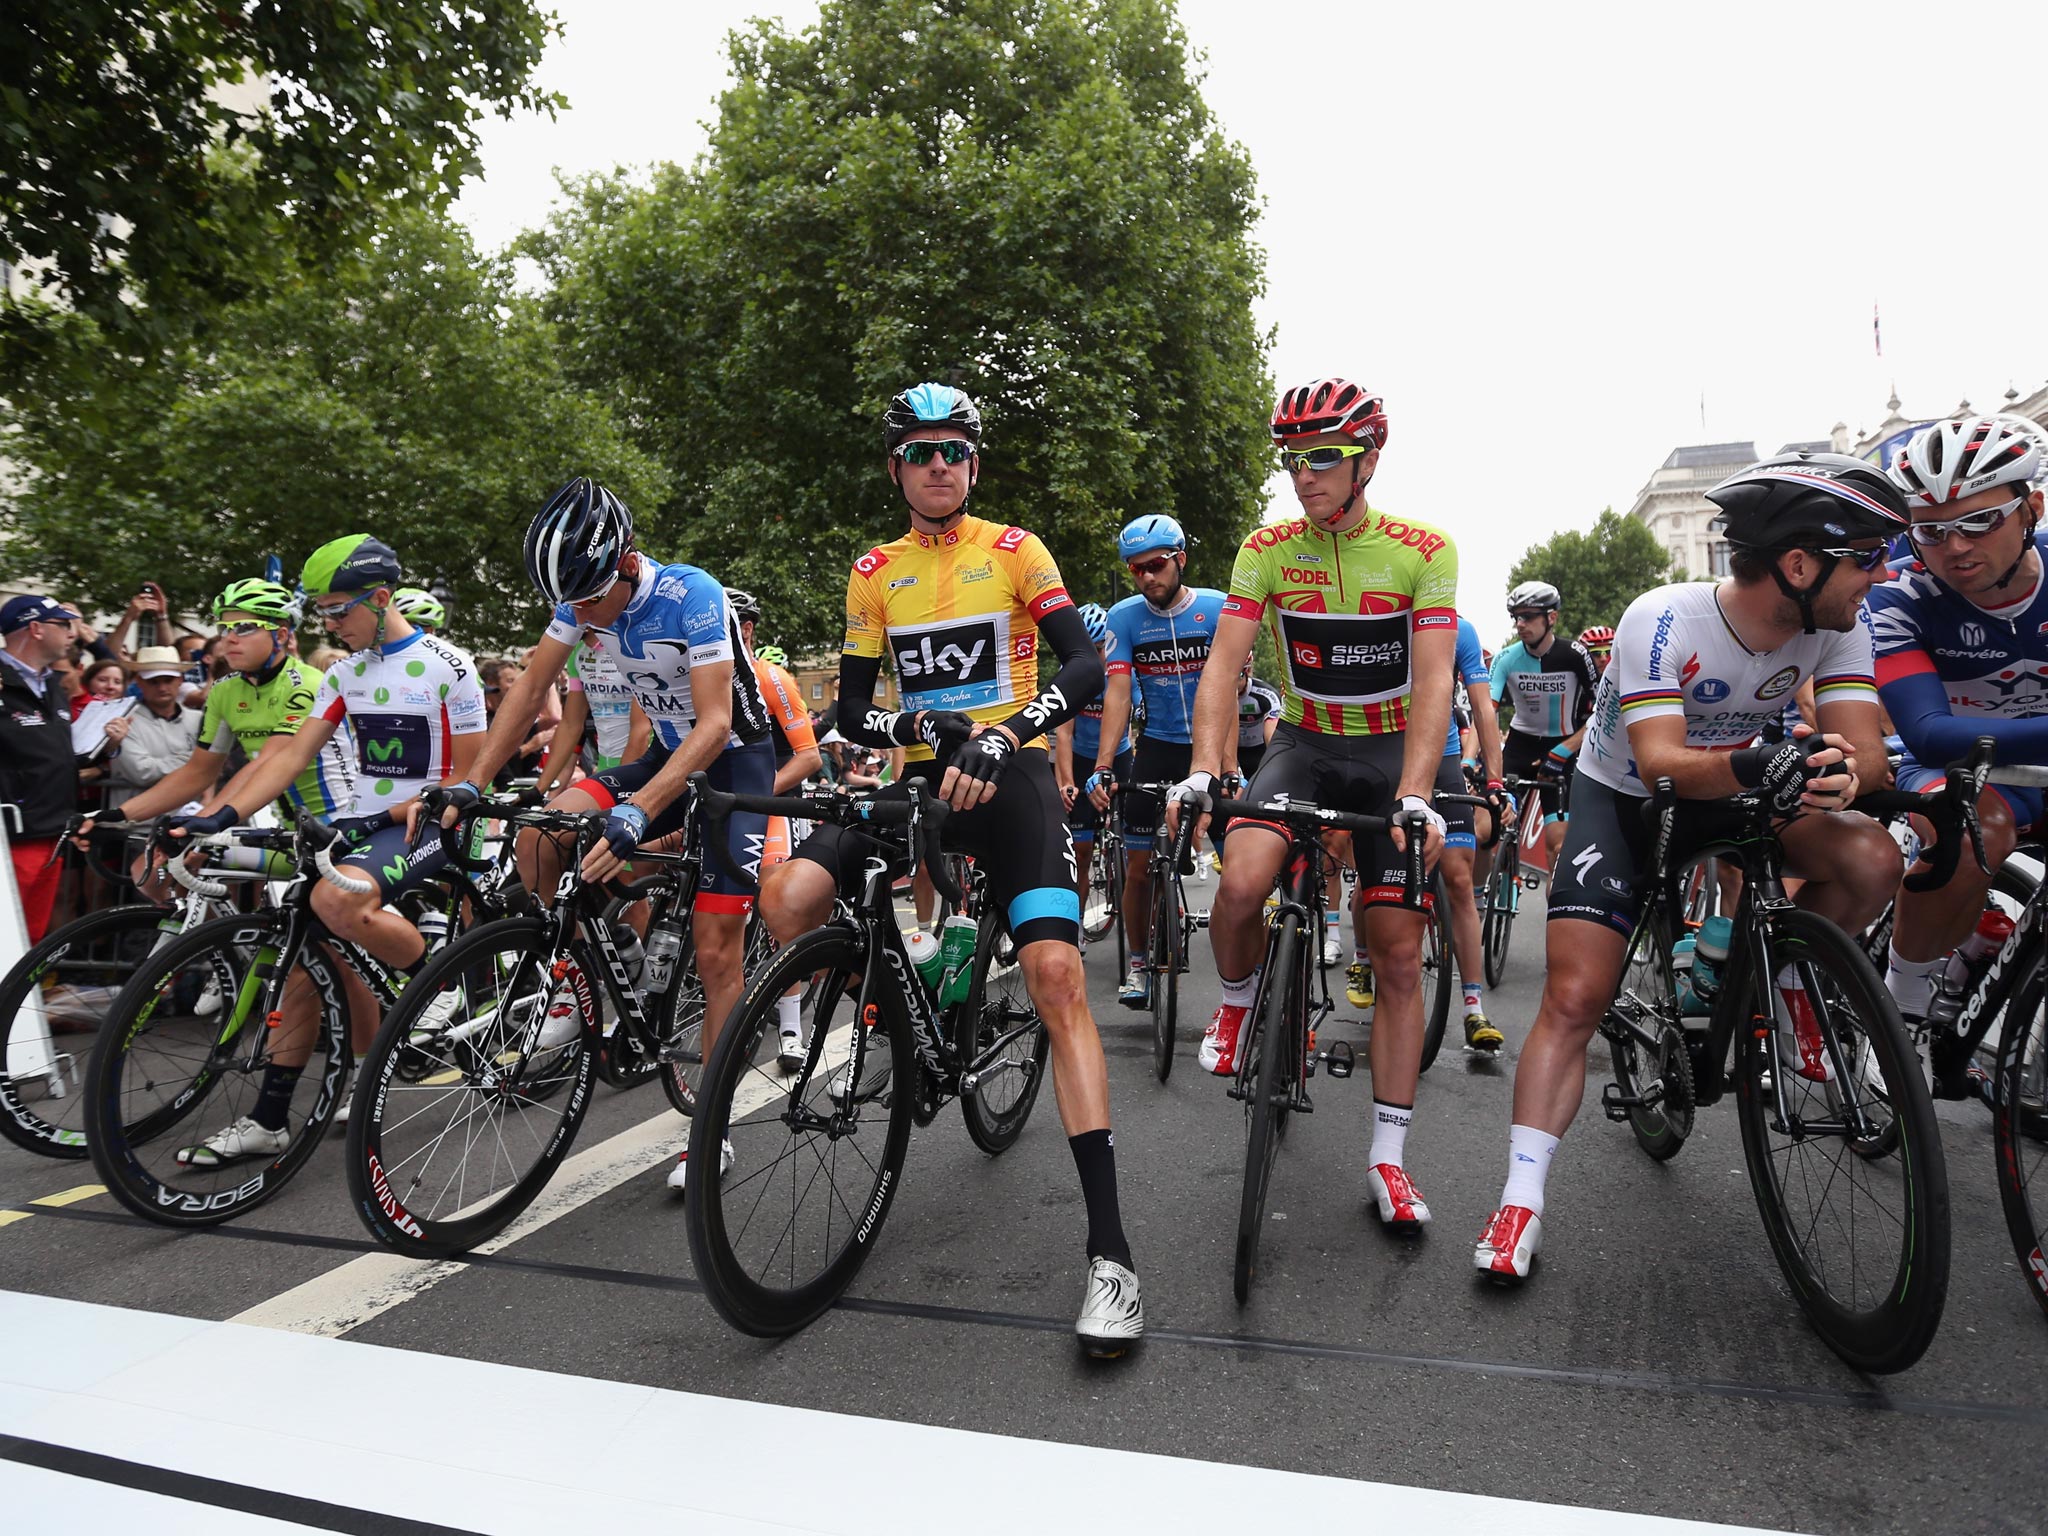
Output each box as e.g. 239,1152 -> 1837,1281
1181,790 -> 1431,910
688,772 -> 962,909
1851,735 -> 1994,894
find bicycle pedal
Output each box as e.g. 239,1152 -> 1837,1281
1598,1082 -> 1640,1121
1322,1039 -> 1355,1078
1193,910 -> 1212,929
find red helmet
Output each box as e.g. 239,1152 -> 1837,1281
1578,625 -> 1614,650
1270,377 -> 1388,449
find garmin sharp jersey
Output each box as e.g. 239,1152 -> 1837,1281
564,640 -> 635,770
199,655 -> 354,821
1103,586 -> 1226,746
842,514 -> 1074,762
754,657 -> 817,769
545,560 -> 770,752
313,630 -> 488,817
1579,582 -> 1878,797
1074,682 -> 1131,761
1224,507 -> 1458,734
1490,636 -> 1599,739
1447,617 -> 1489,757
1867,536 -> 2048,764
1237,676 -> 1282,752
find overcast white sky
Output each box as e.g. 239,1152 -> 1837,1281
454,0 -> 2048,615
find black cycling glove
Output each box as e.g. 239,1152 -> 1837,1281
920,710 -> 976,757
947,730 -> 1014,797
1732,736 -> 1824,815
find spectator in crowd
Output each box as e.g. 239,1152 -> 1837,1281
481,656 -> 559,782
101,647 -> 202,813
1,594 -> 85,942
74,657 -> 127,718
307,645 -> 348,672
104,581 -> 171,661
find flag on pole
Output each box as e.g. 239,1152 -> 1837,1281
1874,301 -> 1882,358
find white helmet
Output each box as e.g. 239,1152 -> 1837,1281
1507,580 -> 1560,612
1889,414 -> 2046,507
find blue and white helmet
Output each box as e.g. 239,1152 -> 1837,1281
524,478 -> 634,606
883,382 -> 982,451
1077,602 -> 1109,646
1117,514 -> 1186,561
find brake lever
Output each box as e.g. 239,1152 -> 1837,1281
1400,808 -> 1428,911
909,784 -> 962,909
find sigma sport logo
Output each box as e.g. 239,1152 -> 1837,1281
1330,641 -> 1403,668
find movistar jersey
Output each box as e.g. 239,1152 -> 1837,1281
1223,506 -> 1459,734
1103,586 -> 1226,746
313,630 -> 488,818
1490,635 -> 1599,739
1580,581 -> 1878,797
842,514 -> 1074,762
545,560 -> 770,753
1867,534 -> 2048,767
1446,616 -> 1488,758
199,655 -> 354,821
565,640 -> 635,770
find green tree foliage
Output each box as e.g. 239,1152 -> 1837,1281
0,210 -> 665,652
1507,508 -> 1685,641
525,0 -> 1272,648
0,1 -> 562,348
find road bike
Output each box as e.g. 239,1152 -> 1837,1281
1131,780 -> 1198,1082
1478,775 -> 1544,988
1079,789 -> 1126,977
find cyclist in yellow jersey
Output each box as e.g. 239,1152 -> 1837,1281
758,382 -> 1142,1356
1169,377 -> 1459,1233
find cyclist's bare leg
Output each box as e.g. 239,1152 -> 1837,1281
913,864 -> 935,927
1440,845 -> 1483,988
1892,786 -> 2016,963
1543,816 -> 1566,866
1506,918 -> 1629,1136
1777,811 -> 1902,936
1208,825 -> 1287,981
1361,903 -> 1428,1105
758,858 -> 836,948
1019,940 -> 1110,1132
1122,847 -> 1154,958
514,785 -> 604,906
309,876 -> 425,973
1074,838 -> 1094,904
692,907 -> 747,1060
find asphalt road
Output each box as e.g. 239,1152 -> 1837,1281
4,884 -> 2045,1536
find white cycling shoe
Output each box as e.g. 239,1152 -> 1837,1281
666,1138 -> 734,1192
176,1116 -> 289,1169
1075,1256 -> 1144,1357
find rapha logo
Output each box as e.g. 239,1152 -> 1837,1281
1961,622 -> 1988,648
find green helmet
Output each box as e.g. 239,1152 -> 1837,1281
212,578 -> 298,625
300,534 -> 402,597
392,587 -> 446,627
755,644 -> 788,668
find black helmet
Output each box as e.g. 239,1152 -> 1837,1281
524,478 -> 634,605
1707,453 -> 1908,550
724,587 -> 761,623
882,382 -> 982,452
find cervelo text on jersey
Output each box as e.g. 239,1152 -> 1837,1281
544,560 -> 770,753
1490,636 -> 1599,740
1579,581 -> 1878,796
1103,586 -> 1225,746
201,655 -> 355,821
1223,506 -> 1458,735
1867,532 -> 2048,745
843,516 -> 1074,761
314,630 -> 488,818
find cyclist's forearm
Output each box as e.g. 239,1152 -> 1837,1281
1187,664 -> 1236,777
633,718 -> 730,817
1095,676 -> 1133,771
774,747 -> 821,794
103,751 -> 222,822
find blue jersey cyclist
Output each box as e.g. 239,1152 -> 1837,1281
1490,580 -> 1599,868
430,478 -> 774,1194
1868,413 -> 2048,1079
1091,514 -> 1226,1008
1056,602 -> 1130,927
757,382 -> 1143,1358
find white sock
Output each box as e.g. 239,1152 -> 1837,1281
1499,1123 -> 1560,1216
1219,968 -> 1260,1008
1464,982 -> 1483,1011
1885,947 -> 1944,1017
1367,1099 -> 1412,1169
776,993 -> 801,1036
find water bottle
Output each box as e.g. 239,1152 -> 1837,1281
417,908 -> 450,957
643,916 -> 686,994
1928,908 -> 2015,1030
936,915 -> 979,1008
608,922 -> 647,987
1671,933 -> 1702,1015
904,929 -> 946,995
1692,915 -> 1734,1001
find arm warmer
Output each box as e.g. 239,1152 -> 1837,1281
1883,670 -> 2048,767
836,653 -> 920,748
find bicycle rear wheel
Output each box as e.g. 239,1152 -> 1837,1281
85,913 -> 344,1227
959,914 -> 1049,1154
1234,917 -> 1301,1303
1150,868 -> 1180,1082
346,915 -> 596,1258
686,926 -> 914,1336
1603,906 -> 1694,1161
2,904 -> 174,1158
1996,954 -> 2048,1322
1482,858 -> 1514,989
1418,891 -> 1452,1073
1730,909 -> 1949,1373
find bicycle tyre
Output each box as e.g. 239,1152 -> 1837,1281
959,911 -> 1049,1154
1729,908 -> 1950,1374
1418,892 -> 1452,1073
686,925 -> 914,1336
1603,905 -> 1695,1161
346,915 -> 597,1258
1234,915 -> 1300,1303
1995,952 -> 2048,1322
1,903 -> 174,1158
85,912 -> 345,1227
1082,833 -> 1118,944
1482,859 -> 1514,989
1150,867 -> 1179,1083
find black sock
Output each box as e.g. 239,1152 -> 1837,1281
1068,1128 -> 1132,1268
251,1063 -> 305,1132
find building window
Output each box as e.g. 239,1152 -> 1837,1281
1708,541 -> 1732,577
810,681 -> 823,701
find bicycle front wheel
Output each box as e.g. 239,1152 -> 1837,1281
959,915 -> 1049,1154
655,915 -> 776,1119
1603,905 -> 1694,1161
1418,891 -> 1452,1073
687,926 -> 914,1337
1730,909 -> 1950,1373
346,916 -> 596,1259
1482,859 -> 1514,989
1150,869 -> 1180,1082
1996,955 -> 2048,1322
2,903 -> 175,1158
85,913 -> 344,1227
1235,916 -> 1301,1303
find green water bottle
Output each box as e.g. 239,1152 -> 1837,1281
936,915 -> 979,1009
904,929 -> 946,995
